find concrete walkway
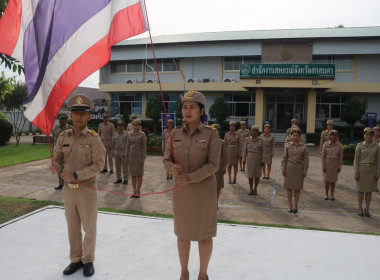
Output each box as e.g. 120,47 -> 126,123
2,135 -> 380,234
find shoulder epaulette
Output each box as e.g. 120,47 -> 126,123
358,142 -> 364,145
205,125 -> 214,130
245,136 -> 250,140
59,130 -> 67,136
221,139 -> 224,142
90,130 -> 98,136
128,131 -> 133,134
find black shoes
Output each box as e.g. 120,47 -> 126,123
109,169 -> 114,174
100,169 -> 107,173
83,262 -> 95,277
55,185 -> 63,190
114,179 -> 122,184
123,180 -> 128,184
63,261 -> 83,275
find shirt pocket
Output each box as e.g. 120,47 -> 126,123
77,146 -> 92,165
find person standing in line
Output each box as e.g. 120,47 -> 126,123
162,119 -> 174,180
224,121 -> 240,184
373,126 -> 380,191
212,123 -> 227,208
281,127 -> 309,214
98,113 -> 115,173
237,121 -> 250,171
50,95 -> 105,277
163,91 -> 220,280
52,113 -> 71,190
320,120 -> 338,155
112,120 -> 129,185
126,114 -> 141,132
285,118 -> 298,138
243,125 -> 263,195
260,124 -> 275,180
354,127 -> 380,217
125,119 -> 147,198
321,130 -> 343,200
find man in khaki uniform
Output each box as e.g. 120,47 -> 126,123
52,113 -> 71,190
237,121 -> 250,171
98,113 -> 115,173
320,120 -> 338,154
50,95 -> 105,277
112,120 -> 129,184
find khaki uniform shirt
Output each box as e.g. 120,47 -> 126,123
354,141 -> 380,175
373,137 -> 380,145
53,127 -> 106,184
126,131 -> 147,160
112,131 -> 128,155
320,130 -> 339,152
162,128 -> 171,151
281,142 -> 309,175
321,141 -> 343,170
52,124 -> 71,145
98,122 -> 115,140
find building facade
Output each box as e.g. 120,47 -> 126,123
99,26 -> 380,133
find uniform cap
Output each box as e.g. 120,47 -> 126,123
68,95 -> 94,111
329,129 -> 338,135
264,123 -> 271,128
130,114 -> 137,119
181,91 -> 206,106
229,121 -> 236,126
363,127 -> 374,134
132,119 -> 141,125
102,113 -> 109,118
291,118 -> 298,123
117,120 -> 126,126
251,125 -> 259,131
58,113 -> 68,120
373,126 -> 380,131
167,119 -> 174,123
291,127 -> 301,135
327,120 -> 334,125
240,121 -> 246,125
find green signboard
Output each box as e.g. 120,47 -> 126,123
240,64 -> 335,79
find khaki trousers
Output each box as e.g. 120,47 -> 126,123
63,183 -> 98,264
102,139 -> 113,170
114,152 -> 129,180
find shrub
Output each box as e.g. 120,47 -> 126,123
147,133 -> 162,146
0,118 -> 13,145
342,143 -> 357,153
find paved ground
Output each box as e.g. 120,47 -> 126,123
2,136 -> 380,234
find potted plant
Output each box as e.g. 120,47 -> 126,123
342,143 -> 357,160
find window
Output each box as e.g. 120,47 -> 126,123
225,92 -> 256,117
147,92 -> 180,113
115,93 -> 142,115
224,56 -> 261,71
146,59 -> 180,72
110,60 -> 143,73
316,94 -> 350,119
313,55 -> 353,71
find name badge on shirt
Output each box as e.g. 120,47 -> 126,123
174,139 -> 182,142
195,139 -> 206,143
63,144 -> 70,147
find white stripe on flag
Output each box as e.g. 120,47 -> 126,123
12,0 -> 40,63
24,0 -> 142,121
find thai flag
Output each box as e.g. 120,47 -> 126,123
0,0 -> 148,135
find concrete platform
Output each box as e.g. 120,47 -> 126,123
0,206 -> 379,280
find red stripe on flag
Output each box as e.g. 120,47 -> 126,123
31,3 -> 147,134
0,0 -> 22,56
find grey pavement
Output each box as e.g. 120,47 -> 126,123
3,135 -> 380,234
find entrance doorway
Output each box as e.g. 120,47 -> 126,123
265,92 -> 305,132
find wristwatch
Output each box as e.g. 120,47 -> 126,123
73,172 -> 78,180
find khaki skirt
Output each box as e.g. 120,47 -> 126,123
355,163 -> 377,192
283,162 -> 305,190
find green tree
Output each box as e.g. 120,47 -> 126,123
0,0 -> 24,75
209,97 -> 230,124
1,81 -> 28,145
341,98 -> 368,138
145,97 -> 163,133
0,71 -> 14,101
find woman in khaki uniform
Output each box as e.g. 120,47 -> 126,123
224,121 -> 240,184
260,124 -> 275,179
163,91 -> 220,280
212,123 -> 227,208
321,130 -> 343,200
237,121 -> 250,171
281,127 -> 309,214
354,127 -> 380,217
125,119 -> 147,198
319,120 -> 338,155
243,125 -> 263,195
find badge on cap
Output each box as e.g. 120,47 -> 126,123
76,96 -> 83,104
185,91 -> 194,99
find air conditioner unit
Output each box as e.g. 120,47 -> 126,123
126,80 -> 133,84
132,79 -> 138,84
147,79 -> 157,83
202,78 -> 213,83
223,78 -> 236,83
187,78 -> 199,83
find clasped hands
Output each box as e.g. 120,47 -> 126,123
172,164 -> 190,186
50,165 -> 75,182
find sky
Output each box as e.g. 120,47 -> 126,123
1,0 -> 380,88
